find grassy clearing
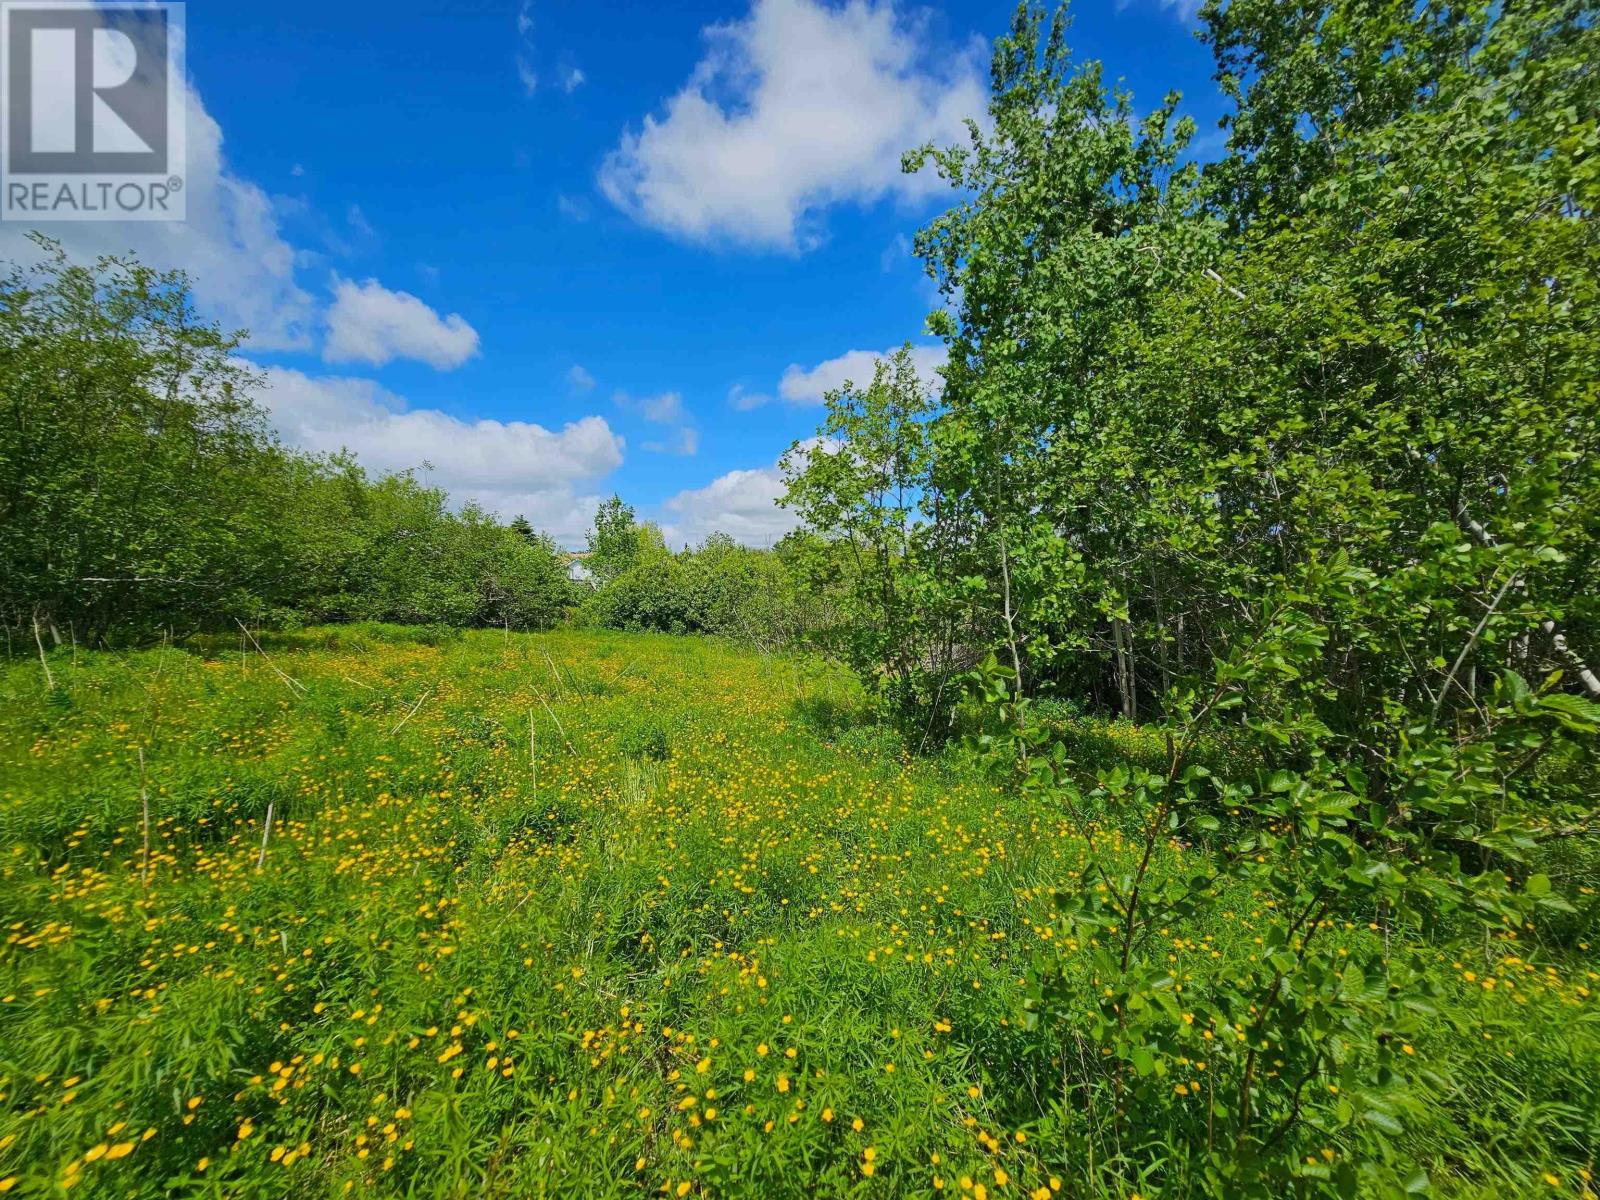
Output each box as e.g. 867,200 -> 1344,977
0,629 -> 1595,1198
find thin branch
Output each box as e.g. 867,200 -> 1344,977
138,747 -> 151,890
234,619 -> 306,696
32,614 -> 55,692
389,686 -> 435,736
534,687 -> 575,754
257,801 -> 274,870
1540,620 -> 1600,698
1203,266 -> 1247,302
1433,570 -> 1520,723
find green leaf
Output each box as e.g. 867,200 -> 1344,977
1130,1045 -> 1155,1076
1363,1109 -> 1404,1135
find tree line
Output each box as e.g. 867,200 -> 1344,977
0,240 -> 828,653
0,241 -> 573,646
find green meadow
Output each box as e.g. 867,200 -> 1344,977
1,629 -> 1594,1198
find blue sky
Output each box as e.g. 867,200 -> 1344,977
2,0 -> 1224,546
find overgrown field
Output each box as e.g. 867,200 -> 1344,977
0,629 -> 1595,1198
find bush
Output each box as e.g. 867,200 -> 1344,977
577,524 -> 820,650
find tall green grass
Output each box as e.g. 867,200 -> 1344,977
0,629 -> 1593,1197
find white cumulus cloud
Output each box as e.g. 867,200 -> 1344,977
661,460 -> 799,547
659,438 -> 837,546
599,0 -> 985,251
778,342 -> 946,404
254,365 -> 623,545
323,278 -> 480,370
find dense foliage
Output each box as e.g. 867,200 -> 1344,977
0,243 -> 574,644
788,0 -> 1600,736
576,499 -> 822,649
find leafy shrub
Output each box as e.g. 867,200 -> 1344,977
578,526 -> 820,650
580,550 -> 698,635
993,563 -> 1600,1196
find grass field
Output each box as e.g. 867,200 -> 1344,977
0,629 -> 1595,1198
